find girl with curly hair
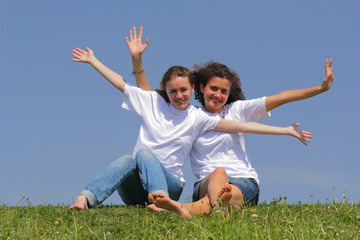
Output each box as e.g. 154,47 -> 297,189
150,58 -> 333,217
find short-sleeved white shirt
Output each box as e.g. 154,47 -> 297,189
121,84 -> 220,183
190,97 -> 270,184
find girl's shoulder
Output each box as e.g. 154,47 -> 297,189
229,97 -> 267,110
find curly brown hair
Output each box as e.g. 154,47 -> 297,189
155,66 -> 193,103
193,61 -> 245,107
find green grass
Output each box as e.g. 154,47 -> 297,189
1,198 -> 359,239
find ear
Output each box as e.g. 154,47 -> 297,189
190,84 -> 195,93
200,83 -> 205,93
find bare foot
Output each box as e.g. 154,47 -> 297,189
214,183 -> 232,217
147,204 -> 166,212
69,194 -> 89,210
148,193 -> 192,218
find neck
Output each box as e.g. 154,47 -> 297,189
205,105 -> 223,114
174,103 -> 189,111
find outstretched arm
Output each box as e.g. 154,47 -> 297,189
214,119 -> 312,145
126,26 -> 152,91
72,47 -> 126,92
265,58 -> 334,111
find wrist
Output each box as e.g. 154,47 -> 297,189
131,54 -> 142,61
132,60 -> 144,74
132,66 -> 144,75
132,57 -> 143,66
285,126 -> 292,136
319,84 -> 327,93
88,56 -> 98,66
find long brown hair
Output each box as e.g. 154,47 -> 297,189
155,66 -> 193,102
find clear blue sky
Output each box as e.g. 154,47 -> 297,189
1,1 -> 359,206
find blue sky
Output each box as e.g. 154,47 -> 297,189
1,1 -> 359,206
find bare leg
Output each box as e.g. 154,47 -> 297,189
199,167 -> 229,205
148,183 -> 233,217
198,168 -> 245,209
69,194 -> 88,210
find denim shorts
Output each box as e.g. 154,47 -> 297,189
192,177 -> 260,206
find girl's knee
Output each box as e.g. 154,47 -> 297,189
112,155 -> 136,167
213,167 -> 227,176
135,148 -> 158,163
136,148 -> 153,158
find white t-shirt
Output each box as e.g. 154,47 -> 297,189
121,84 -> 220,183
190,97 -> 270,185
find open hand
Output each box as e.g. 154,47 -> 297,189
289,123 -> 312,146
72,47 -> 95,64
321,58 -> 334,91
126,26 -> 149,58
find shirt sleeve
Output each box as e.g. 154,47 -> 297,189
197,108 -> 221,133
121,84 -> 155,117
231,97 -> 271,122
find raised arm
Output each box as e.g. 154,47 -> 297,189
214,119 -> 312,145
72,47 -> 126,92
126,26 -> 152,91
265,58 -> 334,111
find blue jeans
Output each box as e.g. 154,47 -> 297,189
80,148 -> 183,208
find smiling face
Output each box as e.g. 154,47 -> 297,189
166,75 -> 194,110
200,76 -> 231,113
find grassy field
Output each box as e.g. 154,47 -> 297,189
1,197 -> 359,239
